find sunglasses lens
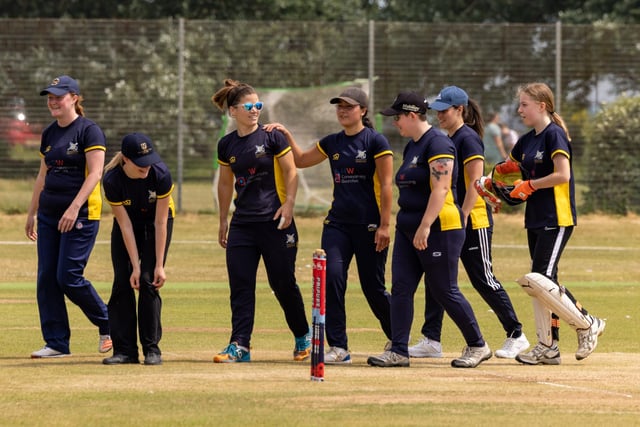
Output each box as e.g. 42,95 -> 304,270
242,102 -> 264,111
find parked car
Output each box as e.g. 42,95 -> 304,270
0,96 -> 40,147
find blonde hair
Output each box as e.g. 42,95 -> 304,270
517,82 -> 571,141
211,79 -> 256,111
104,151 -> 124,173
73,94 -> 85,117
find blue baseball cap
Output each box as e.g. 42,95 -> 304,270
121,133 -> 162,167
40,75 -> 80,96
429,86 -> 469,111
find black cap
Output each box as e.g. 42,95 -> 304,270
121,133 -> 161,167
380,91 -> 428,116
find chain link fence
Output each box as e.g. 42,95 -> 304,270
1,19 -> 638,212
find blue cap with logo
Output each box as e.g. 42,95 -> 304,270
429,86 -> 469,111
40,75 -> 80,96
121,133 -> 161,167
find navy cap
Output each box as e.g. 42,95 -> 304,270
429,86 -> 469,111
40,75 -> 80,96
380,91 -> 428,116
121,133 -> 161,167
330,87 -> 369,107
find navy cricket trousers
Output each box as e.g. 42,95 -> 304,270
225,219 -> 309,349
321,221 -> 391,350
389,227 -> 484,357
36,213 -> 109,354
422,224 -> 522,341
108,219 -> 172,358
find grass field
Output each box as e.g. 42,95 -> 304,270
1,208 -> 639,426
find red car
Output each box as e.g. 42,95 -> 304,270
1,97 -> 41,147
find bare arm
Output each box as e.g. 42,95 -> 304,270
217,164 -> 234,248
461,158 -> 484,222
374,153 -> 393,252
274,151 -> 298,229
111,204 -> 142,289
263,123 -> 326,168
152,195 -> 171,288
413,158 -> 453,250
25,158 -> 47,241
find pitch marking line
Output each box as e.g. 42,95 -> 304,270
536,380 -> 633,399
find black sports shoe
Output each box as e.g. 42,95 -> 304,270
144,353 -> 162,365
103,354 -> 140,365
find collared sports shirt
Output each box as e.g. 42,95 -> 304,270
509,122 -> 576,228
217,126 -> 291,223
317,127 -> 393,225
395,127 -> 463,233
39,116 -> 106,220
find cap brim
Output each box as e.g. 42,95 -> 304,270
330,96 -> 360,105
40,88 -> 69,96
131,152 -> 161,167
428,101 -> 453,111
380,107 -> 402,116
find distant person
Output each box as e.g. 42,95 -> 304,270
483,112 -> 507,166
265,87 -> 393,364
500,122 -> 519,151
211,79 -> 311,363
367,91 -> 491,369
25,75 -> 111,358
102,133 -> 175,366
409,86 -> 529,360
483,82 -> 605,365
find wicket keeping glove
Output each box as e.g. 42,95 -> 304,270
494,160 -> 521,175
510,179 -> 536,201
473,176 -> 502,213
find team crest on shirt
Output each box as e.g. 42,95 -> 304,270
332,153 -> 340,161
355,150 -> 367,163
66,141 -> 79,155
255,145 -> 266,158
148,190 -> 157,204
285,233 -> 297,248
535,150 -> 544,161
410,156 -> 419,167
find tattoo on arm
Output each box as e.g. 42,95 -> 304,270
431,158 -> 452,181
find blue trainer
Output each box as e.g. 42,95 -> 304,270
213,342 -> 250,363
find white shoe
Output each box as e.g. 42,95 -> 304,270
31,346 -> 69,358
495,333 -> 530,359
325,346 -> 351,364
408,336 -> 442,358
367,351 -> 410,367
516,342 -> 561,365
576,317 -> 606,360
451,343 -> 492,368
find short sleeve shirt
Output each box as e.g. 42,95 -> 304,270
395,127 -> 462,233
103,161 -> 175,224
38,116 -> 106,219
217,126 -> 291,223
510,122 -> 576,228
317,127 -> 392,224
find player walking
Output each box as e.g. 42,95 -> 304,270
409,86 -> 529,359
265,87 -> 393,364
479,82 -> 605,364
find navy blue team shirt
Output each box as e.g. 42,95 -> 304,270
317,127 -> 392,225
395,127 -> 463,233
509,122 -> 576,229
217,126 -> 291,223
39,116 -> 106,220
103,162 -> 175,223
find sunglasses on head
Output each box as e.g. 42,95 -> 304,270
236,102 -> 263,111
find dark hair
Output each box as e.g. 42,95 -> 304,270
362,113 -> 373,129
462,99 -> 484,138
211,79 -> 257,111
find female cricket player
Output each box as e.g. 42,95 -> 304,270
102,133 -> 174,366
211,79 -> 311,363
265,87 -> 394,364
367,91 -> 491,368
